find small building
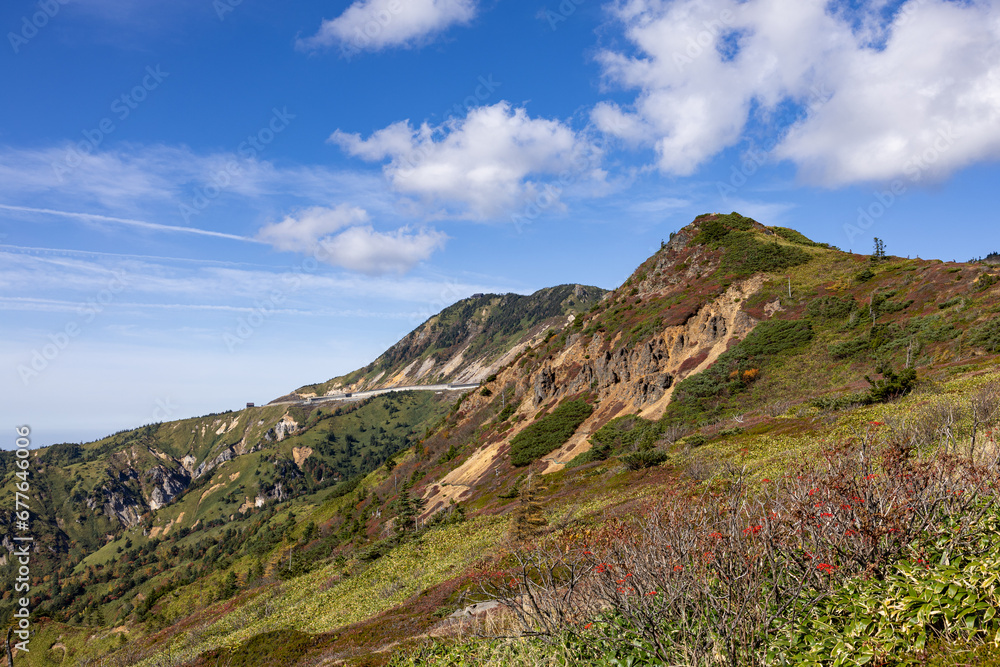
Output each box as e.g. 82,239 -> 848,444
246,402 -> 255,408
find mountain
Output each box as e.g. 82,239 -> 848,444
284,284 -> 607,400
3,212 -> 1000,666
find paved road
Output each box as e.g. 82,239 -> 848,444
267,383 -> 480,407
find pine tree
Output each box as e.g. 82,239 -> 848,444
395,479 -> 427,535
872,237 -> 887,262
218,570 -> 239,600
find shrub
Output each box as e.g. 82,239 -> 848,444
975,273 -> 999,292
864,367 -> 917,403
807,295 -> 856,320
478,435 -> 1000,667
590,415 -> 661,453
770,226 -> 822,247
509,399 -> 593,466
968,318 -> 1000,353
620,449 -> 669,470
667,320 -> 814,419
828,337 -> 868,360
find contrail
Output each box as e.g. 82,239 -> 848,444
0,203 -> 263,243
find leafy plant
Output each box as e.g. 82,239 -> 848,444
620,449 -> 669,470
509,399 -> 593,466
864,367 -> 918,403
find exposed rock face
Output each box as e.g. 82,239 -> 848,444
533,368 -> 556,405
273,415 -> 299,442
103,489 -> 145,529
194,446 -> 234,479
147,466 -> 190,510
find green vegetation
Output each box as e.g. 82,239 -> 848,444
571,415 -> 669,470
396,422 -> 1000,667
666,320 -> 814,421
694,213 -> 813,277
509,399 -> 593,466
969,317 -> 1000,353
770,226 -> 826,247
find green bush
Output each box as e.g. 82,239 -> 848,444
975,273 -> 999,292
772,538 -> 1000,664
494,399 -> 518,424
620,449 -> 669,470
666,320 -> 814,421
590,415 -> 661,453
718,232 -> 813,277
969,319 -> 1000,353
683,434 -> 707,447
509,399 -> 593,466
864,367 -> 918,403
829,338 -> 868,360
808,295 -> 857,320
810,393 -> 867,411
770,226 -> 823,247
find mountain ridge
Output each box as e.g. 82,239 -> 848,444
284,283 -> 608,401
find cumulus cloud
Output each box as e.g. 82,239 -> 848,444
595,0 -> 1000,186
316,225 -> 448,275
256,205 -> 446,275
330,102 -> 603,219
256,205 -> 370,252
298,0 -> 477,52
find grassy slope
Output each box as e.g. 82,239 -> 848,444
0,392 -> 453,636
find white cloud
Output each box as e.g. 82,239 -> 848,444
298,0 -> 477,52
256,205 -> 446,274
256,205 -> 370,252
596,0 -> 1000,186
317,226 -> 448,275
331,102 -> 603,219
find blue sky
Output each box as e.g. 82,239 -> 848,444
2,0 -> 999,446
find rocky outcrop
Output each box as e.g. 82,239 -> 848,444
194,446 -> 235,479
273,415 -> 299,442
147,466 -> 190,510
533,368 -> 557,405
102,489 -> 145,529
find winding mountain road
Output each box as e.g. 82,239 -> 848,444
267,383 -> 480,408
